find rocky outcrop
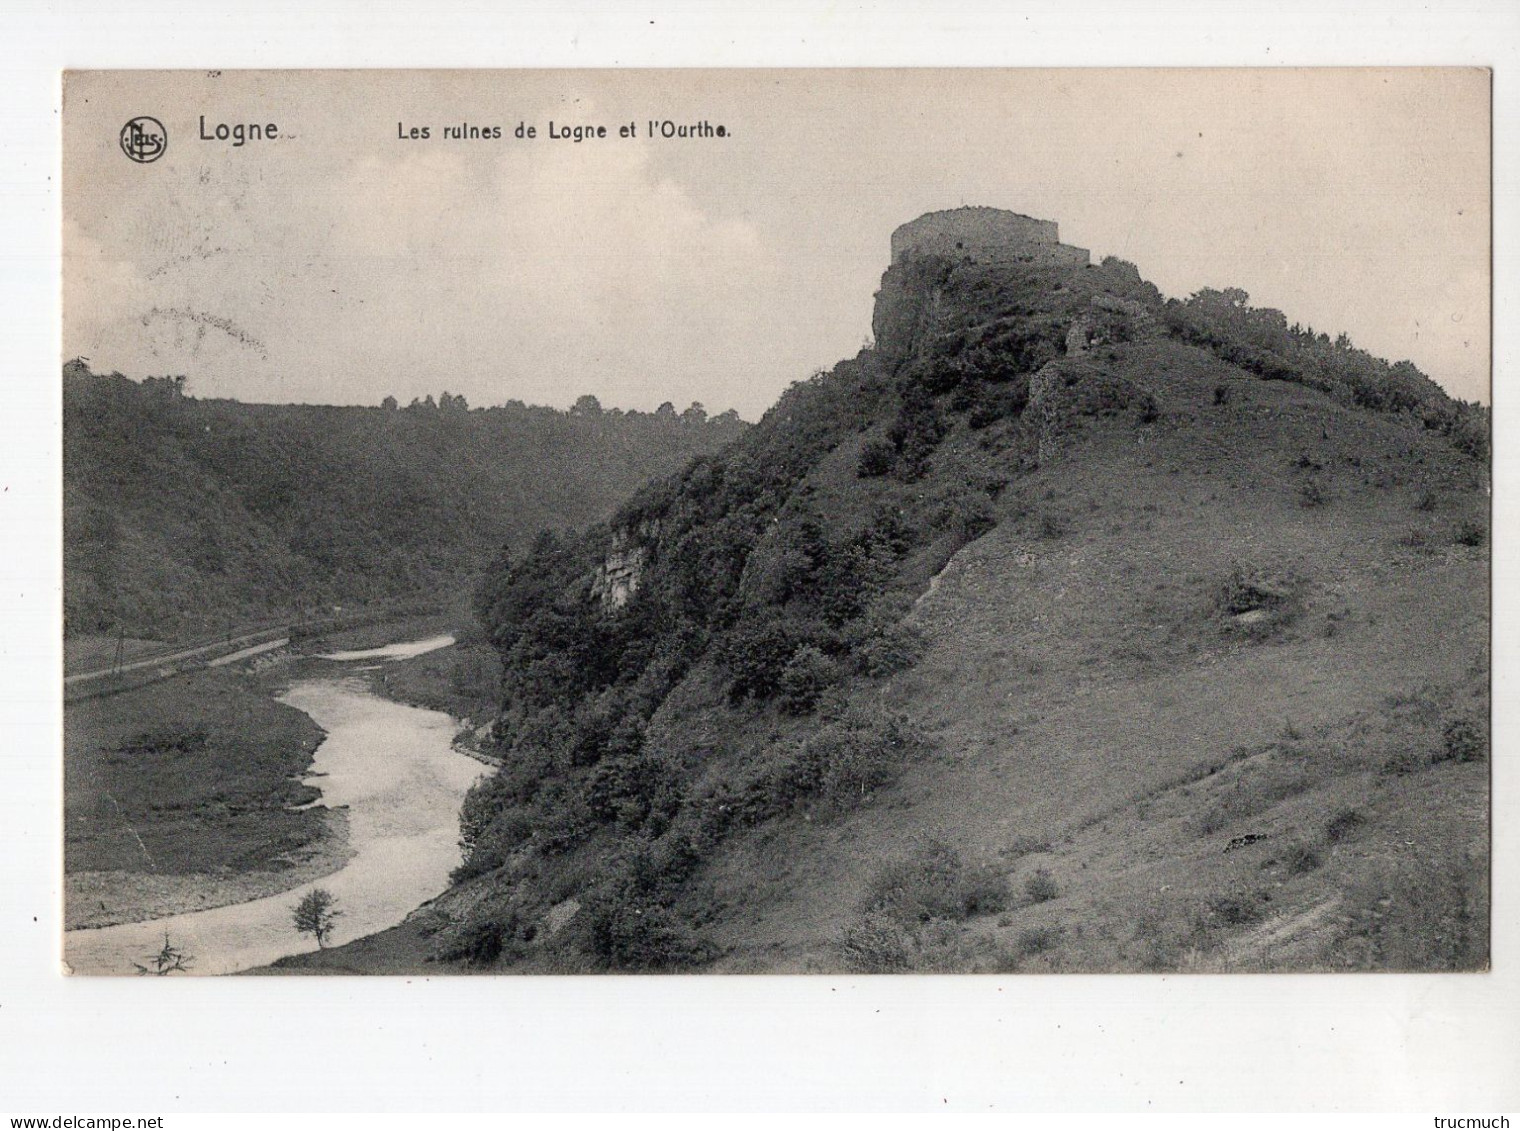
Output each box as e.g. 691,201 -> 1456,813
590,517 -> 662,611
1065,294 -> 1159,356
1027,359 -> 1157,462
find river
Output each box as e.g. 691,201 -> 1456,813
62,636 -> 483,976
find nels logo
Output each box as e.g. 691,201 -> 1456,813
120,116 -> 167,164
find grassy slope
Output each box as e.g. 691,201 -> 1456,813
663,339 -> 1489,971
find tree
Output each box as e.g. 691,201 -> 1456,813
571,394 -> 603,417
292,887 -> 343,948
132,932 -> 192,975
381,394 -> 399,411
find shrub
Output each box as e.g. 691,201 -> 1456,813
1298,477 -> 1328,507
1016,924 -> 1064,957
1381,747 -> 1428,776
853,622 -> 927,678
528,782 -> 597,856
856,438 -> 897,478
777,645 -> 841,715
1282,841 -> 1323,876
832,913 -> 977,973
570,884 -> 716,971
1323,849 -> 1488,971
1452,520 -> 1486,547
793,712 -> 927,812
117,728 -> 209,755
1216,565 -> 1293,617
432,908 -> 535,966
1197,893 -> 1264,931
718,619 -> 812,702
833,911 -> 916,972
1441,716 -> 1486,763
1037,509 -> 1069,540
1024,868 -> 1060,904
1213,383 -> 1231,406
862,838 -> 1008,924
1324,806 -> 1366,844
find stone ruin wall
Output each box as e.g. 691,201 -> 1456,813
890,207 -> 1090,268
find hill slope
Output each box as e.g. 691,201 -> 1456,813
397,249 -> 1489,973
63,366 -> 744,640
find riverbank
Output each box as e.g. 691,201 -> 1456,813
65,669 -> 485,975
66,809 -> 353,930
64,666 -> 331,929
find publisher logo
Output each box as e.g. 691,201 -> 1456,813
120,116 -> 167,163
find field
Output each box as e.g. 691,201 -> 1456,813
64,667 -> 338,928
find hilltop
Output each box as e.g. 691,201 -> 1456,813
282,210 -> 1490,974
63,366 -> 745,642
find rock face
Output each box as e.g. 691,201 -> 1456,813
590,518 -> 662,610
1066,293 -> 1159,355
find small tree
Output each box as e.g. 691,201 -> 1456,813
133,932 -> 192,975
292,888 -> 343,948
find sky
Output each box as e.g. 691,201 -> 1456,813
64,68 -> 1491,418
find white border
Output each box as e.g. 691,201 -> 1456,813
2,0 -> 1516,1114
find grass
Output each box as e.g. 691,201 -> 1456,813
65,667 -> 326,878
1321,848 -> 1489,971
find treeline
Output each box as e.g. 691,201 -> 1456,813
62,362 -> 745,639
1160,287 -> 1488,458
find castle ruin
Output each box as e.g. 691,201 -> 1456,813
890,206 -> 1090,268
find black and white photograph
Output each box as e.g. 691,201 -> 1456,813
58,67 -> 1492,979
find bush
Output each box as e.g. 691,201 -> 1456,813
1016,924 -> 1063,957
1196,893 -> 1264,931
1024,868 -> 1060,904
777,645 -> 840,715
1298,477 -> 1328,507
1452,520 -> 1486,547
569,883 -> 717,971
856,438 -> 897,478
718,619 -> 812,702
1323,849 -> 1488,971
1441,716 -> 1485,763
1037,509 -> 1069,540
833,911 -> 916,972
117,728 -> 209,755
1216,565 -> 1294,618
1282,841 -> 1322,876
853,622 -> 927,678
1324,806 -> 1366,844
831,913 -> 978,973
794,712 -> 927,812
862,838 -> 1008,924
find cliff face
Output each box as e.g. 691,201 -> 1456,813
590,518 -> 662,610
